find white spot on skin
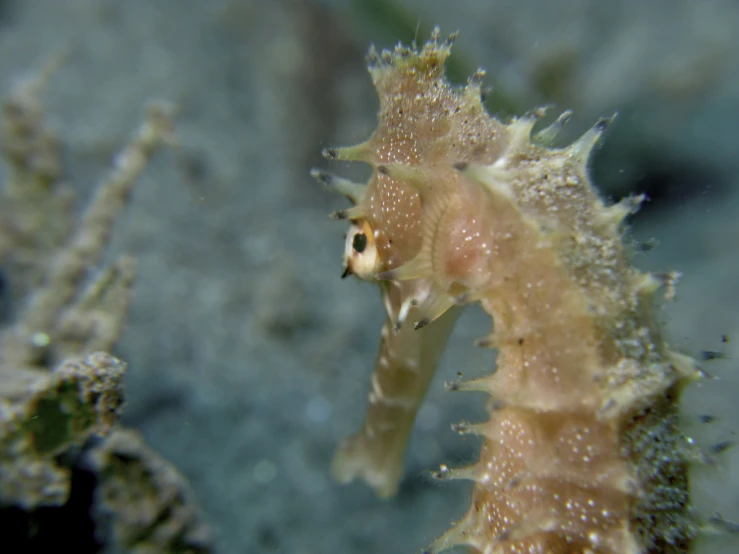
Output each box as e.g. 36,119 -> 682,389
371,373 -> 385,399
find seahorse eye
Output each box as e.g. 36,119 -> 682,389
352,232 -> 368,253
343,220 -> 381,281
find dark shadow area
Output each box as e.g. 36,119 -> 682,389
0,457 -> 102,554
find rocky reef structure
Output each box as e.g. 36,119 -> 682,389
0,59 -> 211,553
0,352 -> 125,508
315,29 -> 724,553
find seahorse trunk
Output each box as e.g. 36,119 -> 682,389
423,173 -> 696,552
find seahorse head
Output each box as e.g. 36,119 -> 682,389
342,219 -> 381,280
319,29 -> 516,329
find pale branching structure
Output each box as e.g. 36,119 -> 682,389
0,60 -> 211,553
0,61 -> 176,369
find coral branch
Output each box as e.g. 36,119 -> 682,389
0,58 -> 210,553
0,100 -> 176,369
86,428 -> 212,554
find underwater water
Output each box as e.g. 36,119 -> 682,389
0,1 -> 737,553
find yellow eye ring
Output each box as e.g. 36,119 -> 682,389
343,219 -> 381,280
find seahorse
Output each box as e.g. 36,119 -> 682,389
315,28 -> 708,553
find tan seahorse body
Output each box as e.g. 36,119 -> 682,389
316,29 -> 701,553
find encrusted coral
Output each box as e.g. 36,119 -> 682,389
87,428 -> 212,554
0,59 -> 211,552
315,29 -> 715,553
0,352 -> 125,508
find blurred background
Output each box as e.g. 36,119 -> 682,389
0,0 -> 737,552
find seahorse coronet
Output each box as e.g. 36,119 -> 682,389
315,29 -> 707,553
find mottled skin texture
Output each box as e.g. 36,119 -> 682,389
316,30 -> 701,553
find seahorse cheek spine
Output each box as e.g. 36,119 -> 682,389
318,29 -> 701,553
